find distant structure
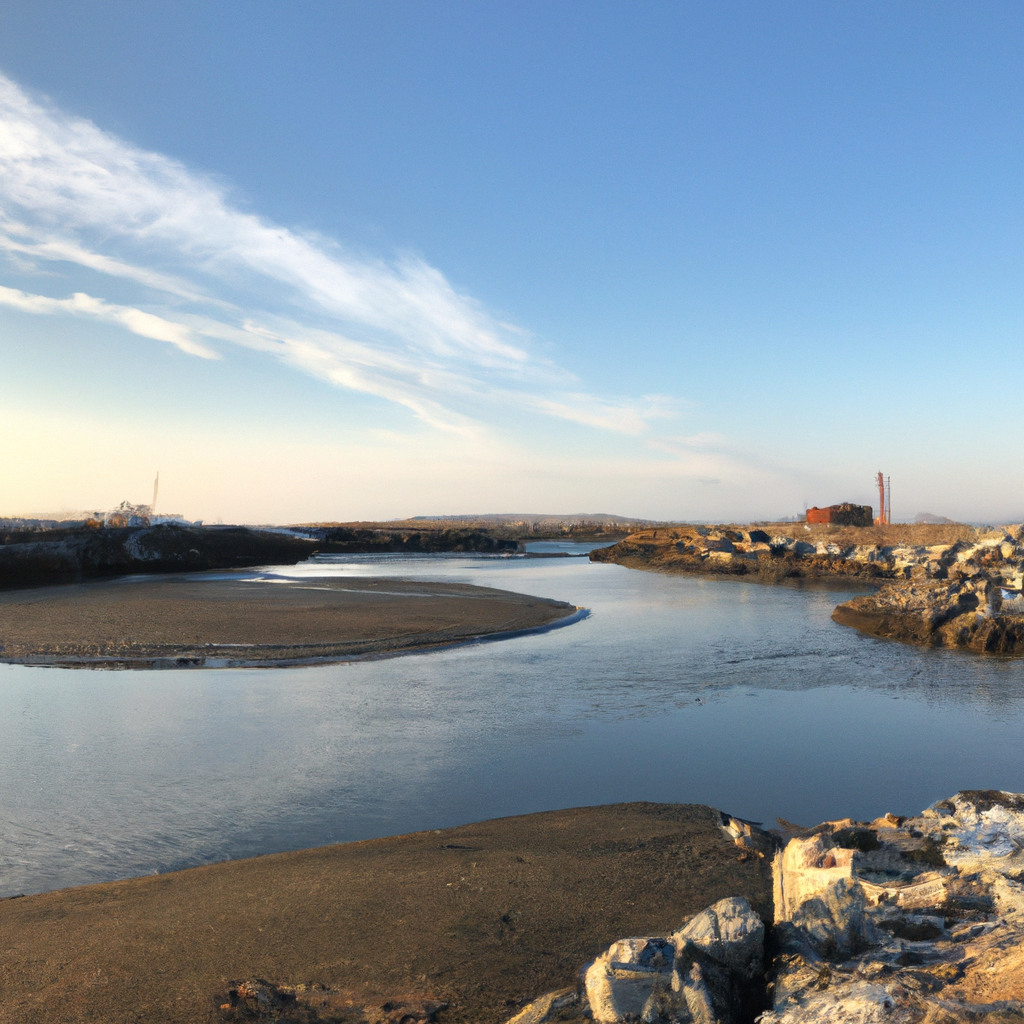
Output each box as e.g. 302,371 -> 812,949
2,479 -> 191,530
103,501 -> 154,528
806,503 -> 873,526
875,472 -> 891,526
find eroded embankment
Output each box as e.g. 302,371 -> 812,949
593,523 -> 1024,655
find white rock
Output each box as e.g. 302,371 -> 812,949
672,896 -> 764,981
504,987 -> 577,1024
584,937 -> 675,1024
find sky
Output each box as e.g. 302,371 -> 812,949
0,1 -> 1021,524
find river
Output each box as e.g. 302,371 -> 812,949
2,546 -> 1023,896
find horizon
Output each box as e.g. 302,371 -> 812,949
2,2 -> 1023,522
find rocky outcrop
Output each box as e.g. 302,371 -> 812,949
765,790 -> 1024,1023
591,524 -> 1024,586
833,574 -> 1024,654
593,524 -> 1024,656
507,792 -> 1024,1024
504,894 -> 769,1024
578,896 -> 767,1024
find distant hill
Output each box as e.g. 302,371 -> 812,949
914,512 -> 956,525
301,513 -> 666,540
407,512 -> 662,527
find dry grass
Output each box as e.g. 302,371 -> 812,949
792,522 -> 979,547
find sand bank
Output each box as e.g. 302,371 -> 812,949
0,803 -> 771,1024
0,575 -> 580,668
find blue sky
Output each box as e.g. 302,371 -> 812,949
0,1 -> 1021,523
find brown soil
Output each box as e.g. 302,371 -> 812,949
0,803 -> 772,1024
0,575 -> 577,667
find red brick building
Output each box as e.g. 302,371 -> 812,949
806,503 -> 873,526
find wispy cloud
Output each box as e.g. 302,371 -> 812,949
0,71 -> 663,435
0,283 -> 219,358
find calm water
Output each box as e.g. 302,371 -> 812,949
2,550 -> 1024,897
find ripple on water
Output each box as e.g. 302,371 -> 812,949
1,552 -> 1023,896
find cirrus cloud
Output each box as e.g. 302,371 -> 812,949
0,70 -> 670,437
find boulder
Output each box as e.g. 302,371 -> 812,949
671,896 -> 764,981
704,538 -> 736,553
582,901 -> 767,1024
583,937 -> 675,1023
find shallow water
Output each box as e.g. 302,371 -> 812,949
2,552 -> 1023,896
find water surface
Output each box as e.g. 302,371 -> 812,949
2,553 -> 1023,897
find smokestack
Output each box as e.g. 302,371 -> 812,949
152,471 -> 159,513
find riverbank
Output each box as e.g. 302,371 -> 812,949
589,522 -> 1016,583
0,575 -> 579,668
0,803 -> 771,1024
592,522 -> 1024,655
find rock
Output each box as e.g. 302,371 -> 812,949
779,876 -> 874,959
583,937 -> 676,1023
719,812 -> 778,857
581,903 -> 767,1024
514,793 -> 1024,1024
505,987 -> 578,1024
764,791 -> 1024,1024
672,896 -> 764,981
832,575 -> 1024,655
219,980 -> 448,1022
705,538 -> 735,553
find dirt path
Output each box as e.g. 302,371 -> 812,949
0,803 -> 772,1024
0,574 -> 578,667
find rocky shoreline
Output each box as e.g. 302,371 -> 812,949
592,524 -> 1024,656
509,790 -> 1024,1024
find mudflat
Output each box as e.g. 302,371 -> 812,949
0,803 -> 772,1024
0,574 -> 578,667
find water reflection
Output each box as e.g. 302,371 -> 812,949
1,554 -> 1023,896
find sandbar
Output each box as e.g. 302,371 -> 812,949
0,574 -> 581,668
